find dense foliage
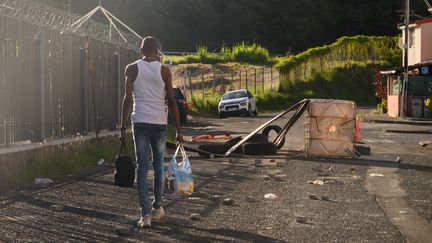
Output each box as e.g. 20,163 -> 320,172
166,43 -> 270,65
37,0 -> 430,54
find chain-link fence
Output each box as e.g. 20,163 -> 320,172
171,65 -> 280,100
0,1 -> 139,146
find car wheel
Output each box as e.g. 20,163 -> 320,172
262,125 -> 285,149
247,104 -> 253,117
219,113 -> 225,118
242,142 -> 278,155
253,106 -> 258,116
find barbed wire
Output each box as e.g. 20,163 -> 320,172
0,0 -> 141,51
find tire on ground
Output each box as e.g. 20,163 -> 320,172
242,142 -> 278,155
261,125 -> 285,149
198,143 -> 229,156
225,136 -> 243,147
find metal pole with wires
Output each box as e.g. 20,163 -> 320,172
401,0 -> 410,118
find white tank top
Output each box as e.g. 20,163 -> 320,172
131,60 -> 168,125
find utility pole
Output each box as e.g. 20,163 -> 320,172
401,0 -> 410,118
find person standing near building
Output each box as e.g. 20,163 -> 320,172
120,36 -> 183,228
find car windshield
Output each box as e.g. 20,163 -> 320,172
173,88 -> 184,99
222,91 -> 247,100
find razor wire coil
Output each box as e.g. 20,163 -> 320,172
0,0 -> 140,51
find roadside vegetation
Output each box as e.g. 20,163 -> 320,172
187,35 -> 402,116
164,43 -> 271,65
275,35 -> 401,106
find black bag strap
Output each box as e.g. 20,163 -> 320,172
118,140 -> 128,156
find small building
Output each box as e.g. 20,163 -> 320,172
380,18 -> 432,118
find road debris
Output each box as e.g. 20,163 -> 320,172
50,204 -> 65,212
419,141 -> 432,147
190,213 -> 201,221
369,173 -> 384,177
264,193 -> 279,200
309,194 -> 319,200
321,195 -> 330,201
246,196 -> 260,203
307,180 -> 324,186
295,215 -> 307,224
97,158 -> 106,166
34,178 -> 54,185
222,198 -> 235,206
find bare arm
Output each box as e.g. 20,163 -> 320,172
162,65 -> 183,143
120,64 -> 137,140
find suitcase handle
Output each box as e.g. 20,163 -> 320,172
118,140 -> 128,156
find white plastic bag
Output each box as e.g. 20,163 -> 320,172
165,145 -> 194,195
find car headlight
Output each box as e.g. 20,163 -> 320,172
240,101 -> 247,106
219,104 -> 225,109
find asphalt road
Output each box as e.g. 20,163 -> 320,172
0,111 -> 431,242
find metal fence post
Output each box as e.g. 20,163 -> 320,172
239,69 -> 242,89
254,68 -> 257,94
201,71 -> 205,100
32,30 -> 46,143
79,48 -> 88,135
270,67 -> 273,92
245,68 -> 248,90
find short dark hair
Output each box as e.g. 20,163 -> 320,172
141,36 -> 161,55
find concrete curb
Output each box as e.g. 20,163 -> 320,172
363,118 -> 432,126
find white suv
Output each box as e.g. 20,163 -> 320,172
218,89 -> 258,118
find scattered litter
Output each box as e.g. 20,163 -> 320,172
97,159 -> 106,166
309,194 -> 319,200
190,133 -> 231,142
246,196 -> 260,203
295,215 -> 307,224
241,122 -> 249,124
419,141 -> 432,147
268,159 -> 276,163
259,175 -> 271,181
222,161 -> 231,165
34,178 -> 53,185
222,198 -> 235,206
188,197 -> 200,200
352,175 -> 361,180
307,180 -> 324,186
264,193 -> 279,200
350,167 -> 358,173
276,162 -> 284,167
321,195 -> 330,201
190,213 -> 201,221
50,204 -> 65,212
369,173 -> 384,177
399,210 -> 408,214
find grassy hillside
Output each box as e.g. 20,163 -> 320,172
276,35 -> 401,106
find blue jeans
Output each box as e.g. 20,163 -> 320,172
132,123 -> 167,217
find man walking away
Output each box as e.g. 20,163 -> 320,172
120,36 -> 183,228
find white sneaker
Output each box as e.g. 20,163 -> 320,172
137,215 -> 151,228
151,207 -> 165,221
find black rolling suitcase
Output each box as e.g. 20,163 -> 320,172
114,141 -> 135,187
